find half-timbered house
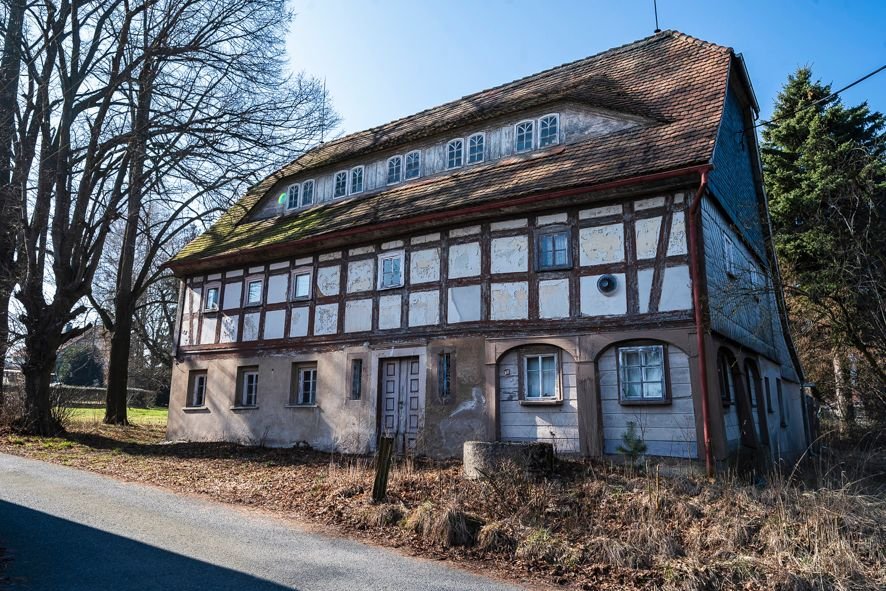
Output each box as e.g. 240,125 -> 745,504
165,31 -> 810,469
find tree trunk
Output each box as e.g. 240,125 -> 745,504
104,312 -> 132,425
833,352 -> 855,431
18,332 -> 61,435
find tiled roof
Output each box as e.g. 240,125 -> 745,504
170,30 -> 734,269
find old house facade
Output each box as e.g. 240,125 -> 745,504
166,31 -> 809,470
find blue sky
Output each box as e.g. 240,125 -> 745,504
287,1 -> 886,136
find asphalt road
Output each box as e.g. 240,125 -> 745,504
0,454 -> 525,591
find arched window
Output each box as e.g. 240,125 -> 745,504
300,179 -> 315,207
387,156 -> 402,185
333,171 -> 348,198
286,184 -> 300,209
446,139 -> 463,169
404,150 -> 421,179
515,120 -> 534,153
467,133 -> 485,164
745,360 -> 761,409
539,114 -> 559,147
350,166 -> 364,194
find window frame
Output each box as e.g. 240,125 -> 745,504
745,360 -> 761,409
377,250 -> 405,290
290,268 -> 312,301
244,278 -> 263,307
349,358 -> 363,401
514,119 -> 535,153
616,343 -> 670,405
717,348 -> 737,407
764,376 -> 774,413
290,362 -> 318,406
387,155 -> 403,185
446,138 -> 464,170
187,370 -> 208,408
776,378 -> 786,427
300,179 -> 315,207
404,150 -> 421,180
538,113 -> 560,147
350,165 -> 364,195
723,235 -> 737,278
236,366 -> 259,408
438,351 -> 453,401
333,170 -> 348,198
203,285 -> 221,312
286,183 -> 300,210
534,226 -> 572,272
467,133 -> 485,164
522,351 -> 560,402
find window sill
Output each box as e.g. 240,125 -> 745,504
618,399 -> 671,406
520,399 -> 562,407
285,404 -> 319,409
378,284 -> 404,291
230,405 -> 258,411
202,309 -> 219,315
182,406 -> 210,413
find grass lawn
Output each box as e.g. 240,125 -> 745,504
68,407 -> 168,426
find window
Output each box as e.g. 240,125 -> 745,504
467,133 -> 484,164
776,378 -> 786,427
245,279 -> 263,306
515,120 -> 534,153
350,359 -> 363,400
378,252 -> 403,289
204,287 -> 220,311
764,376 -> 774,413
300,180 -> 315,207
446,139 -> 463,169
333,171 -> 348,198
237,368 -> 258,407
717,349 -> 737,406
745,361 -> 761,408
287,184 -> 300,210
350,166 -> 364,194
404,151 -> 421,179
438,352 -> 452,400
618,345 -> 666,402
387,156 -> 402,184
524,354 -> 557,399
291,270 -> 311,300
291,363 -> 317,405
724,235 -> 737,278
539,114 -> 559,147
188,371 -> 207,407
536,229 -> 571,271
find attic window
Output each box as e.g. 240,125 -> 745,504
350,166 -> 364,194
387,156 -> 402,185
286,184 -> 299,210
539,114 -> 559,147
446,139 -> 463,169
404,151 -> 421,180
334,171 -> 348,198
515,121 -> 534,153
301,180 -> 315,207
467,133 -> 484,164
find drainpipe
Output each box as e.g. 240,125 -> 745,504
687,166 -> 714,476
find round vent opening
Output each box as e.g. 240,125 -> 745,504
597,274 -> 618,296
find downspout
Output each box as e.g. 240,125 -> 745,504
688,166 -> 714,476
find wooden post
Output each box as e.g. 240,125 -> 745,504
372,436 -> 395,502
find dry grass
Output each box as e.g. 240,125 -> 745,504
0,421 -> 883,591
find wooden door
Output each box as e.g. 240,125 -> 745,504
380,357 -> 422,452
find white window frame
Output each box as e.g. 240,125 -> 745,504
241,370 -> 259,407
387,155 -> 403,185
292,364 -> 317,405
446,138 -> 464,169
538,113 -> 560,147
286,183 -> 300,210
617,344 -> 667,403
467,133 -> 485,164
333,170 -> 348,198
404,150 -> 421,180
189,372 -> 207,407
291,268 -> 312,301
724,235 -> 737,278
377,251 -> 405,290
350,165 -> 364,194
515,120 -> 535,153
300,179 -> 315,207
203,285 -> 220,312
523,353 -> 559,400
244,278 -> 263,307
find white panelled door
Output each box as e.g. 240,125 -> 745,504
380,357 -> 422,452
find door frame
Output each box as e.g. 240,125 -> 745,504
370,346 -> 427,451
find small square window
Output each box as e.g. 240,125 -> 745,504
515,121 -> 534,153
245,280 -> 263,306
350,358 -> 363,400
188,371 -> 207,407
286,184 -> 300,209
237,367 -> 259,407
536,230 -> 571,271
618,345 -> 667,403
378,252 -> 403,289
446,139 -> 463,169
300,180 -> 315,207
387,156 -> 402,184
292,271 -> 311,300
525,354 -> 558,399
539,114 -> 559,147
204,287 -> 220,311
334,171 -> 348,198
467,133 -> 484,164
404,151 -> 421,179
291,363 -> 317,405
350,166 -> 364,194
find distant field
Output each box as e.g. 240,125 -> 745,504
68,407 -> 168,426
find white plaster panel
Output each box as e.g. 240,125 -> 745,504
378,294 -> 402,330
199,317 -> 217,345
539,279 -> 570,319
580,273 -> 626,316
579,224 -> 624,265
634,196 -> 666,210
667,211 -> 688,256
659,265 -> 692,311
638,267 -> 654,314
289,307 -> 309,337
381,240 -> 404,250
313,303 -> 338,335
450,225 -> 480,238
635,216 -> 662,260
448,285 -> 481,323
536,212 -> 568,226
187,286 -> 201,313
268,261 -> 289,271
347,259 -> 374,293
448,242 -> 481,278
318,251 -> 341,262
349,246 -> 375,256
219,314 -> 238,343
316,265 -> 340,296
344,299 -> 373,333
294,257 -> 313,266
674,192 -> 686,204
207,272 -> 222,281
222,282 -> 241,311
408,291 -> 440,327
491,235 -> 528,274
263,309 -> 285,339
579,204 -> 622,219
409,248 -> 440,284
242,312 -> 260,341
490,282 -> 529,320
266,274 -> 288,304
490,218 -> 527,231
411,232 -> 440,245
225,269 -> 243,278
248,266 -> 264,274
